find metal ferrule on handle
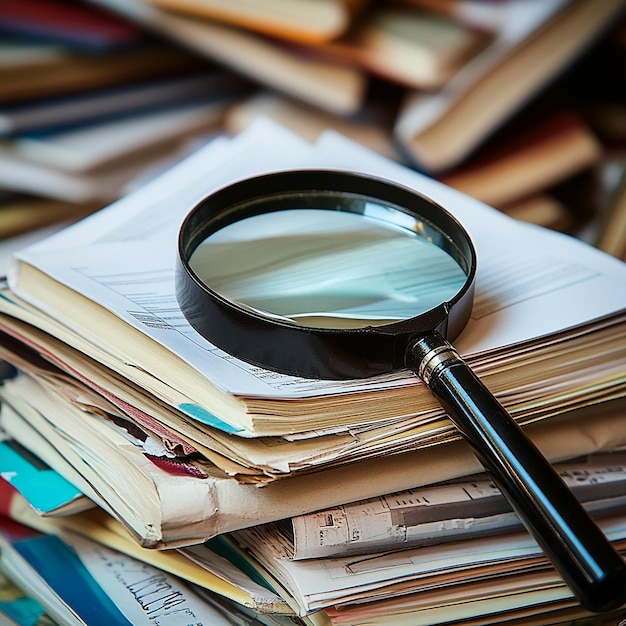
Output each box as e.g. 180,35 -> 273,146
407,331 -> 626,614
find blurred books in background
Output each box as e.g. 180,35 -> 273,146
1,0 -> 626,256
0,0 -> 252,240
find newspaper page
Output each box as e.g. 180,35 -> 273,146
290,453 -> 626,559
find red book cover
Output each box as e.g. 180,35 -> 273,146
0,0 -> 143,50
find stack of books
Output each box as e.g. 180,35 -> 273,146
0,119 -> 625,624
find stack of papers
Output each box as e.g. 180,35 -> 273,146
0,119 -> 625,623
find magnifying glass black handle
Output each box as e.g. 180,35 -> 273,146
408,332 -> 626,613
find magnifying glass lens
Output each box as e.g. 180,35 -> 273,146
189,206 -> 468,329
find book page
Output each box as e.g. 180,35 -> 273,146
9,119 -> 626,401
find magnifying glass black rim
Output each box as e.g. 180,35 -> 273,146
176,169 -> 477,379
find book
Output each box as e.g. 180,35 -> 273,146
0,195 -> 101,239
0,0 -> 143,51
393,0 -> 626,172
84,0 -> 367,115
224,91 -> 401,161
141,0 -> 368,44
306,5 -> 494,90
5,98 -> 242,173
0,41 -> 209,104
6,119 -> 626,439
438,104 -> 602,209
0,72 -> 250,136
0,139 -> 208,203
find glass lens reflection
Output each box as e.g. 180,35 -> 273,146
189,208 -> 467,329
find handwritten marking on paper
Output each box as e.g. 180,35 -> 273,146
92,546 -> 204,625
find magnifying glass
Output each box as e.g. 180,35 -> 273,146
175,169 -> 626,613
